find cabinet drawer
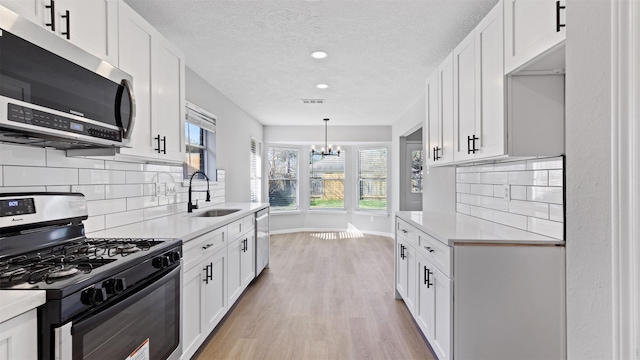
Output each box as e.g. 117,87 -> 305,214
243,214 -> 255,233
417,232 -> 452,277
396,218 -> 418,248
227,218 -> 244,241
183,226 -> 226,270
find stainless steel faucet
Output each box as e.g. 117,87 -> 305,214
187,170 -> 211,213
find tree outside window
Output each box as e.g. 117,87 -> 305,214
268,147 -> 298,210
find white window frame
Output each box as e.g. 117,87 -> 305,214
355,146 -> 389,213
267,146 -> 300,212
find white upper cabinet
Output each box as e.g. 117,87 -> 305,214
452,31 -> 476,163
426,71 -> 438,164
0,0 -> 118,65
504,0 -> 566,74
426,54 -> 454,166
117,2 -> 185,163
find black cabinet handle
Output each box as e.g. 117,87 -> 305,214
467,135 -> 472,154
154,135 -> 161,153
471,135 -> 479,154
400,229 -> 408,234
425,267 -> 433,288
202,243 -> 213,250
61,10 -> 70,39
203,264 -> 211,284
45,0 -> 55,31
435,146 -> 441,160
161,136 -> 166,154
556,1 -> 566,32
425,246 -> 435,253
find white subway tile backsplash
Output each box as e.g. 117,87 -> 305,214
460,172 -> 482,184
171,166 -> 183,173
470,184 -> 494,196
126,171 -> 158,184
83,216 -> 105,233
508,170 -> 548,186
549,170 -> 563,186
105,161 -> 144,171
4,166 -> 78,186
79,169 -> 126,185
105,209 -> 144,228
0,167 -> 3,186
549,204 -> 564,222
509,200 -> 549,218
460,193 -> 482,206
127,196 -> 159,210
510,186 -> 527,200
0,144 -> 46,166
143,205 -> 172,220
457,203 -> 471,215
481,172 -> 508,184
492,211 -> 528,230
0,186 -> 47,193
526,158 -> 564,170
77,185 -> 106,200
46,149 -> 104,169
481,196 -> 509,212
527,218 -> 563,239
145,164 -> 172,172
46,186 -> 71,193
105,184 -> 144,199
456,156 -> 564,240
457,183 -> 471,194
528,186 -> 563,204
87,199 -> 126,216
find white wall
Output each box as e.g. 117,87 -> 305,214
186,67 -> 264,202
565,0 -> 612,358
264,125 -> 393,235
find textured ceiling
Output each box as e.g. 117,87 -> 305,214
123,0 -> 498,126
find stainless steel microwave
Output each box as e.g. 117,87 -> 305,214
0,6 -> 135,150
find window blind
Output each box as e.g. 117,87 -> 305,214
250,138 -> 262,203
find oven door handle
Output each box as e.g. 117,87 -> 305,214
71,265 -> 180,339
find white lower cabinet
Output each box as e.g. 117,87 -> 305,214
0,309 -> 37,360
227,237 -> 243,307
396,216 -> 565,360
228,216 -> 256,307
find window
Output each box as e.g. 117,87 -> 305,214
411,150 -> 423,193
184,101 -> 216,180
309,150 -> 345,209
184,122 -> 207,180
250,138 -> 262,203
268,147 -> 298,210
357,148 -> 388,210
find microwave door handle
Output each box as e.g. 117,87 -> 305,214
118,79 -> 136,140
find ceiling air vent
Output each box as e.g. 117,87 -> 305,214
302,99 -> 325,104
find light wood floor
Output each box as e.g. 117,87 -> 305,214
195,231 -> 435,360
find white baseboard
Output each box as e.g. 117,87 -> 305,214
270,227 -> 393,239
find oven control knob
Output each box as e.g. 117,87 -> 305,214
81,287 -> 107,306
152,256 -> 171,269
170,251 -> 181,262
103,278 -> 127,295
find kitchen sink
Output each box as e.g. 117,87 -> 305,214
194,209 -> 240,217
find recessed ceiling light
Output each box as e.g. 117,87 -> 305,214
316,83 -> 329,89
310,51 -> 328,59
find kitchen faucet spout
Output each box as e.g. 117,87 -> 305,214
188,170 -> 211,213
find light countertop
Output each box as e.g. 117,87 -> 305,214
396,211 -> 564,246
88,202 -> 269,243
0,290 -> 46,323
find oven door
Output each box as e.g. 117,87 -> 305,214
56,265 -> 181,360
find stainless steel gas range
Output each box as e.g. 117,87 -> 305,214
0,193 -> 182,360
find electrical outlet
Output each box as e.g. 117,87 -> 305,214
155,183 -> 166,197
502,184 -> 510,201
71,185 -> 81,193
166,183 -> 176,196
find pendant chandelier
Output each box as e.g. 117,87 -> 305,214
311,118 -> 341,157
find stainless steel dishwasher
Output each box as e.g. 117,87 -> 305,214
255,208 -> 270,275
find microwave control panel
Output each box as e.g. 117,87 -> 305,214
7,103 -> 122,142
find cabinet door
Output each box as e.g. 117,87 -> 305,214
453,31 -> 476,162
240,233 -> 255,288
117,3 -> 157,158
438,53 -> 454,164
504,0 -> 566,73
396,240 -> 408,299
415,254 -> 435,340
182,262 -> 207,360
0,309 -> 38,360
426,70 -> 438,165
154,36 -> 185,163
405,244 -> 417,316
474,1 -> 505,159
432,266 -> 452,360
204,248 -> 227,333
54,0 -> 118,65
0,0 -> 47,28
227,238 -> 243,307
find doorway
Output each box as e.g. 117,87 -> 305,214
400,128 -> 423,211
